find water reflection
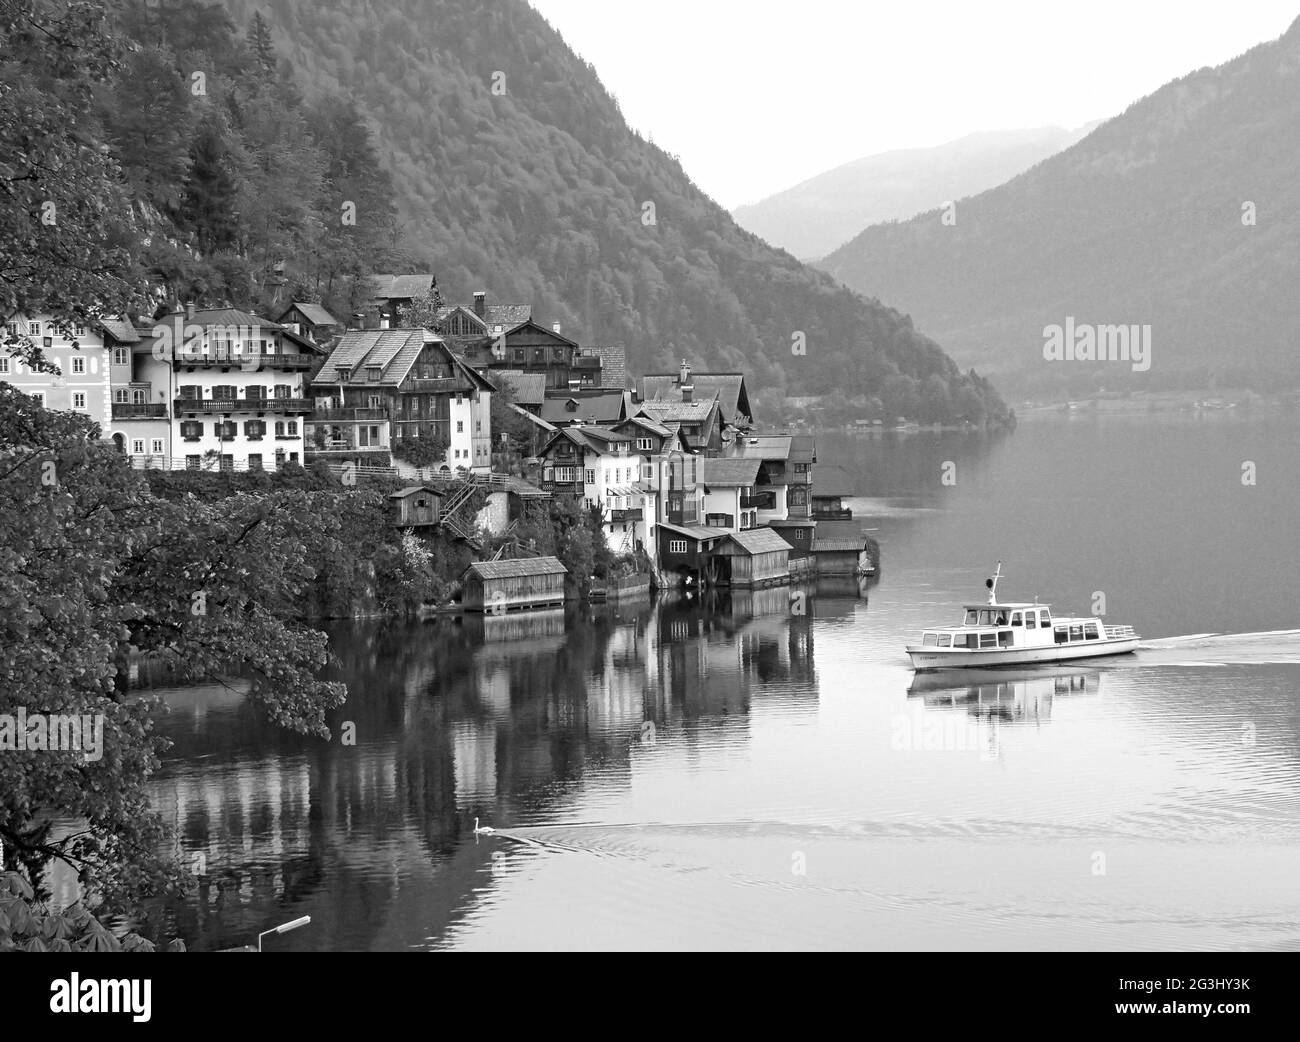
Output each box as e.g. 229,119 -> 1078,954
144,582 -> 857,950
908,668 -> 1099,725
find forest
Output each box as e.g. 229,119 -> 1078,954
2,0 -> 1010,425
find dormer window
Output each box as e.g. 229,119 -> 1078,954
366,366 -> 381,381
338,367 -> 351,382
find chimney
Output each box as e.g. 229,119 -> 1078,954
473,291 -> 486,319
679,358 -> 693,402
185,302 -> 195,321
552,322 -> 561,335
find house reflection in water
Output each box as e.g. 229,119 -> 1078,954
141,594 -> 820,950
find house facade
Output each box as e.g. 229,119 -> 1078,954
159,307 -> 320,471
1,313 -> 122,429
310,328 -> 494,474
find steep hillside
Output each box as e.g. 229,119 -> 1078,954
734,126 -> 1090,261
819,19 -> 1300,397
220,0 -> 1009,424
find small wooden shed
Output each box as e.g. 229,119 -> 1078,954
389,485 -> 443,527
461,556 -> 569,611
713,528 -> 791,588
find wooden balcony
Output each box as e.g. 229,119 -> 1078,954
610,507 -> 643,522
405,377 -> 460,393
174,397 -> 313,414
111,403 -> 167,419
812,507 -> 853,520
741,492 -> 775,509
541,480 -> 584,495
171,351 -> 314,371
312,407 -> 389,422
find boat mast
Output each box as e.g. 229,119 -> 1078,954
986,561 -> 1003,605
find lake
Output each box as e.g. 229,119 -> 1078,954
145,411 -> 1300,951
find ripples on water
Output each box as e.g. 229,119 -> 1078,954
143,419 -> 1300,951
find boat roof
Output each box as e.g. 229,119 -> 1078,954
963,602 -> 1047,610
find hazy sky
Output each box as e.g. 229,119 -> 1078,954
529,1 -> 1298,209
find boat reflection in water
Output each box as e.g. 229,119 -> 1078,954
908,666 -> 1100,726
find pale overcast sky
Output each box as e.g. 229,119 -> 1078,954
529,1 -> 1298,209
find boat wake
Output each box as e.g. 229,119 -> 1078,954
1136,628 -> 1300,667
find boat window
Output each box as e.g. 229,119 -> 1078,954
1084,623 -> 1100,640
998,630 -> 1013,647
923,632 -> 938,646
1011,612 -> 1022,626
995,611 -> 1009,626
1069,624 -> 1084,642
1039,610 -> 1051,627
981,610 -> 995,626
938,634 -> 952,647
1054,626 -> 1069,645
1025,613 -> 1036,629
964,610 -> 978,626
979,632 -> 997,649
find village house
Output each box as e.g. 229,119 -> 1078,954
1,313 -> 154,454
699,456 -> 764,532
638,367 -> 753,429
461,557 -> 568,612
147,305 -> 323,472
275,301 -> 341,346
388,485 -> 443,527
711,528 -> 792,588
366,274 -> 438,328
536,423 -> 647,552
724,432 -> 818,556
309,327 -> 494,474
540,387 -> 632,427
435,291 -> 532,353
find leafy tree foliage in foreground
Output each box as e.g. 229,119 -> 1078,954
0,386 -> 347,924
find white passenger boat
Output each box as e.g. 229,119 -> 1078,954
906,563 -> 1140,671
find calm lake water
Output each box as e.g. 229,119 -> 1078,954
146,413 -> 1300,951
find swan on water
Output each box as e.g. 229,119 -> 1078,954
473,817 -> 496,835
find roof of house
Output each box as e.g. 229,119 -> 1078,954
494,369 -> 546,406
280,302 -> 338,327
701,457 -> 762,486
639,372 -> 751,423
789,433 -> 817,463
390,485 -> 444,499
657,521 -> 723,543
315,329 -> 491,390
729,434 -> 792,461
721,528 -> 792,556
435,302 -> 534,335
615,414 -> 672,438
540,425 -> 634,456
175,307 -> 323,353
635,395 -> 719,424
98,318 -> 141,344
812,537 -> 867,553
465,556 -> 568,580
540,388 -> 629,425
587,344 -> 627,388
369,274 -> 436,300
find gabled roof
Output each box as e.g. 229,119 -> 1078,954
539,424 -> 633,458
279,301 -> 338,327
98,318 -> 141,344
720,528 -> 791,555
657,521 -> 722,543
181,307 -> 323,353
614,414 -> 672,438
369,274 -> 436,300
314,329 -> 492,390
700,457 -> 762,486
635,395 -> 719,424
465,556 -> 568,579
812,537 -> 867,552
390,485 -> 444,500
639,372 -> 751,423
540,388 -> 629,425
789,433 -> 817,463
483,304 -> 533,329
494,369 -> 546,406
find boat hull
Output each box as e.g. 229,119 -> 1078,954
905,637 -> 1139,672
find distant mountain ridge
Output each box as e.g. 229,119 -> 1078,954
733,126 -> 1095,260
224,0 -> 1011,426
817,18 -> 1300,396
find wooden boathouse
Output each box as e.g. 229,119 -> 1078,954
461,556 -> 568,611
389,485 -> 443,527
712,528 -> 791,588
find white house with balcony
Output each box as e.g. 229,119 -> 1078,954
150,306 -> 322,472
1,313 -> 135,427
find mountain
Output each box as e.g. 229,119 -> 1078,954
818,19 -> 1300,397
733,126 -> 1093,261
208,0 -> 1009,425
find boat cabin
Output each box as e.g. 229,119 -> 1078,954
919,603 -> 1105,650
